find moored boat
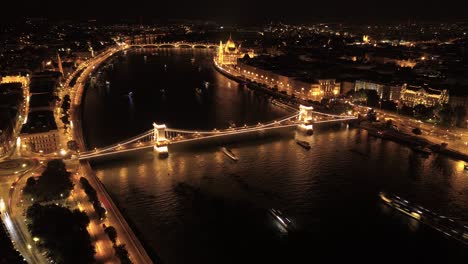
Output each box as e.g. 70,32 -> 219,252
296,140 -> 311,150
221,147 -> 238,161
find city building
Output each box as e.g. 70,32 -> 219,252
20,110 -> 60,153
355,80 -> 385,97
216,36 -> 254,65
1,75 -> 29,88
237,60 -> 341,101
0,111 -> 15,156
399,84 -> 449,107
449,95 -> 468,111
0,80 -> 26,156
386,85 -> 402,102
29,93 -> 55,112
29,73 -> 60,96
341,80 -> 355,95
449,95 -> 468,127
309,79 -> 341,99
355,80 -> 402,102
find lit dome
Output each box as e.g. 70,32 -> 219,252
225,37 -> 236,52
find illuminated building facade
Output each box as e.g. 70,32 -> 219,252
449,95 -> 468,127
20,111 -> 60,153
312,79 -> 341,98
237,61 -> 340,101
216,36 -> 254,65
355,80 -> 384,96
399,84 -> 448,107
1,75 -> 29,88
355,80 -> 402,101
21,130 -> 60,153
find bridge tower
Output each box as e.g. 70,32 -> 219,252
153,123 -> 169,158
298,105 -> 314,134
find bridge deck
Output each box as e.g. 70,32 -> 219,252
77,112 -> 357,160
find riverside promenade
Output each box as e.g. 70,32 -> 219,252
70,46 -> 153,264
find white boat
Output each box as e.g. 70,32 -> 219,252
221,147 -> 238,161
269,208 -> 294,231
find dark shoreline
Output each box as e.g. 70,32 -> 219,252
80,55 -> 160,263
96,179 -> 164,263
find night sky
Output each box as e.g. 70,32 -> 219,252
4,0 -> 468,24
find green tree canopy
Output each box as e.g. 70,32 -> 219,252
23,159 -> 73,201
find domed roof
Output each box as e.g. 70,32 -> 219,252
226,38 -> 236,49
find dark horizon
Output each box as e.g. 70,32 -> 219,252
2,0 -> 468,25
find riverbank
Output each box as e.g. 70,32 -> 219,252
70,46 -> 153,264
358,121 -> 468,162
214,61 -> 468,162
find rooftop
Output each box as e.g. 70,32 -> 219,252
20,110 -> 57,134
29,93 -> 55,110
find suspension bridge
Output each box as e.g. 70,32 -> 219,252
77,105 -> 357,160
129,42 -> 218,49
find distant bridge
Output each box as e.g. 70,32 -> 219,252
77,105 -> 357,160
130,42 -> 218,49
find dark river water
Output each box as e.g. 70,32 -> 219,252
82,48 -> 468,263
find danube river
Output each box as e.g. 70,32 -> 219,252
82,48 -> 468,263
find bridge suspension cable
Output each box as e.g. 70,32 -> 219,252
165,112 -> 300,135
77,110 -> 357,160
79,130 -> 153,156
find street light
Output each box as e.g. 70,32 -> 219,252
0,199 -> 5,212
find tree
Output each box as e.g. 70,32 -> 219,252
47,159 -> 67,173
412,128 -> 422,135
385,119 -> 393,129
26,204 -> 95,264
22,159 -> 73,201
365,90 -> 379,108
400,104 -> 414,116
367,108 -> 377,122
327,100 -> 352,115
114,244 -> 132,264
61,114 -> 70,125
61,98 -> 70,112
67,140 -> 79,151
381,100 -> 397,111
23,177 -> 37,195
413,104 -> 426,119
413,104 -> 434,120
352,89 -> 367,103
454,106 -> 467,128
436,104 -> 455,127
80,177 -> 106,220
104,226 -> 118,244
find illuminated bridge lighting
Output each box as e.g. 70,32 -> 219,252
76,108 -> 357,160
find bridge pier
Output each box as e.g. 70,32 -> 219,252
297,105 -> 314,135
153,123 -> 169,158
